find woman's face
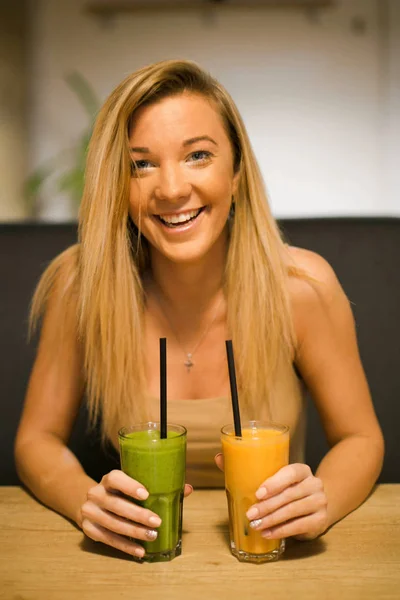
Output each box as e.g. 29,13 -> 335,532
128,92 -> 239,265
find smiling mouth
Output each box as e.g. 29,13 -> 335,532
156,207 -> 205,228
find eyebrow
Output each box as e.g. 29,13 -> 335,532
130,135 -> 218,154
183,135 -> 218,147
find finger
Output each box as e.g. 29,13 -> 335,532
82,519 -> 145,558
81,501 -> 159,542
87,485 -> 162,527
214,453 -> 224,471
258,510 -> 328,540
184,484 -> 194,498
249,492 -> 327,531
101,470 -> 149,501
247,476 -> 324,519
256,464 -> 312,500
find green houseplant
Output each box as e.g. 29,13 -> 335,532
25,72 -> 99,218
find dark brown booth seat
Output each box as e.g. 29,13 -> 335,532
1,218 -> 399,485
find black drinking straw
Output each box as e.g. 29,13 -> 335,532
160,337 -> 167,439
225,340 -> 242,437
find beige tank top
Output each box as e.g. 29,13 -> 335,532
147,366 -> 306,488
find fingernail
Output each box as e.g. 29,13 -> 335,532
187,484 -> 194,493
261,529 -> 272,538
246,507 -> 259,520
249,519 -> 263,530
137,488 -> 149,500
255,487 -> 267,500
145,529 -> 158,541
149,516 -> 162,527
134,547 -> 145,558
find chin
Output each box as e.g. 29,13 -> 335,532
148,227 -> 228,266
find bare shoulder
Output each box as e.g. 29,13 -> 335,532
287,245 -> 344,301
51,244 -> 80,290
31,243 -> 81,330
286,246 -> 352,345
42,244 -> 80,300
287,245 -> 339,285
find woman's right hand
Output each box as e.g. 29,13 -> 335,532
80,470 -> 193,558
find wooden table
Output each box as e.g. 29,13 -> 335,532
0,486 -> 399,600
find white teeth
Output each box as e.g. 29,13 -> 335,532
159,208 -> 201,225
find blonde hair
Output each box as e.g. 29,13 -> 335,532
31,59 -> 299,442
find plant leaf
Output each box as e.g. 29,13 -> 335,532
23,72 -> 99,214
24,166 -> 53,200
58,168 -> 85,205
65,71 -> 100,120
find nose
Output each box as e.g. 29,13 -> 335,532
154,162 -> 192,203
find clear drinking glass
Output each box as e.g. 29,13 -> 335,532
119,422 -> 187,562
221,420 -> 289,563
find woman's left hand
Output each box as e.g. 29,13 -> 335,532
245,463 -> 328,541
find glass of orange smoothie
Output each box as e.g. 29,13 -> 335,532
221,420 -> 289,563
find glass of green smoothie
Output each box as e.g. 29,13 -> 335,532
118,421 -> 187,562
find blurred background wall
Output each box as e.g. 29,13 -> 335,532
0,1 -> 28,220
0,0 -> 399,221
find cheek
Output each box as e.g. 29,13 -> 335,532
200,167 -> 236,204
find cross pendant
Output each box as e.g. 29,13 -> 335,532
184,353 -> 194,372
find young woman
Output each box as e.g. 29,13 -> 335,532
15,60 -> 384,559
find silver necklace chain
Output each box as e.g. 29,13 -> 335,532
153,290 -> 223,373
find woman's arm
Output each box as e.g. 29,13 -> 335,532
244,248 -> 384,540
15,266 -> 189,557
292,248 -> 384,531
14,273 -> 94,525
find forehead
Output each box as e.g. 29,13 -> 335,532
129,92 -> 228,143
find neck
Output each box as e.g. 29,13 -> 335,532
146,234 -> 228,316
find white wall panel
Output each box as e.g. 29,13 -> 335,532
25,0 -> 397,219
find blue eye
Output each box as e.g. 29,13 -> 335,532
130,159 -> 153,177
132,160 -> 152,170
189,150 -> 212,163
